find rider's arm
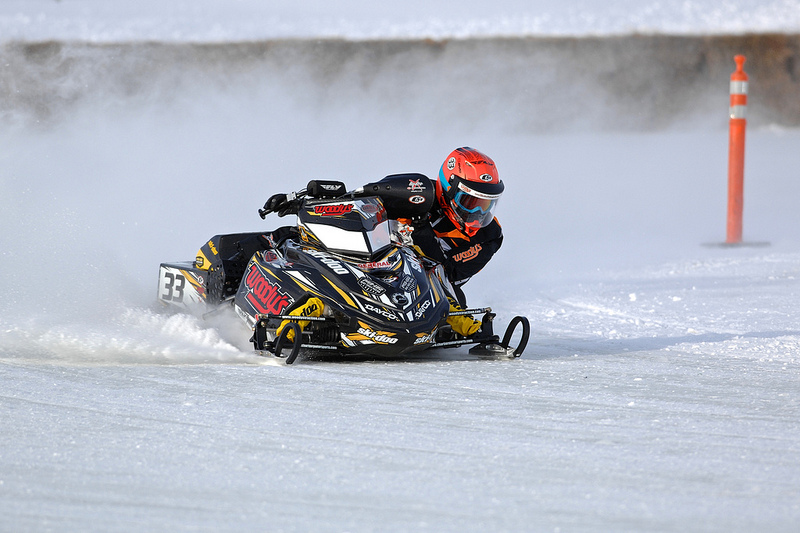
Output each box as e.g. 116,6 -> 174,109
354,174 -> 435,220
442,219 -> 504,285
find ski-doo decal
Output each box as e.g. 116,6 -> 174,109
414,328 -> 437,345
346,321 -> 399,345
405,252 -> 423,273
306,249 -> 350,275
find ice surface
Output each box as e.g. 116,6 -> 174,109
2,3 -> 800,532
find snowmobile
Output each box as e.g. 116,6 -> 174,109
157,178 -> 529,364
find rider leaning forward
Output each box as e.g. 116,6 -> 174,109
264,146 -> 504,338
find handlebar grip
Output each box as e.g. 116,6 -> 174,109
260,188 -> 308,219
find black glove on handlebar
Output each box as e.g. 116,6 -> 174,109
266,193 -> 288,212
259,193 -> 300,218
260,193 -> 287,218
277,202 -> 300,217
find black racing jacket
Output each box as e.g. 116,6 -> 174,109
411,212 -> 503,288
361,173 -> 503,289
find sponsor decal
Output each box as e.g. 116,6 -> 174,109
447,157 -> 456,171
406,254 -> 423,273
407,179 -> 426,192
452,243 -> 482,262
297,301 -> 320,317
313,203 -> 353,216
263,250 -> 278,262
414,299 -> 431,319
356,328 -> 398,344
307,249 -> 349,275
361,203 -> 380,215
362,203 -> 386,223
414,328 -> 437,345
400,275 -> 417,292
320,183 -> 341,191
357,260 -> 391,270
358,277 -> 385,296
479,173 -> 494,182
391,293 -> 409,306
206,240 -> 218,255
347,321 -> 399,344
458,182 -> 501,200
243,263 -> 293,315
409,195 -> 426,204
364,303 -> 398,321
195,255 -> 206,268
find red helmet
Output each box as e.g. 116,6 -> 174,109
435,147 -> 503,237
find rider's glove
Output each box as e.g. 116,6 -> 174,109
263,193 -> 300,217
264,193 -> 288,213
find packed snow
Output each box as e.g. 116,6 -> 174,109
2,1 -> 800,532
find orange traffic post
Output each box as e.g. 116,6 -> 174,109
726,55 -> 748,244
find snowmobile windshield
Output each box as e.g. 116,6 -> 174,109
298,197 -> 392,258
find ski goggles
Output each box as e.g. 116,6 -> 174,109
452,182 -> 501,225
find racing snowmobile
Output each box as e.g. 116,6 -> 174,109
157,178 -> 529,364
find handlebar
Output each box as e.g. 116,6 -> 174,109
258,188 -> 307,219
258,180 -> 349,219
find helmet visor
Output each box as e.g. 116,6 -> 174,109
453,182 -> 501,228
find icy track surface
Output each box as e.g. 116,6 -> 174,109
1,247 -> 799,532
3,250 -> 800,531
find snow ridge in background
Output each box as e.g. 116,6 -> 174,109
2,0 -> 800,41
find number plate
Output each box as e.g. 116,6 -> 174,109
157,263 -> 208,315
